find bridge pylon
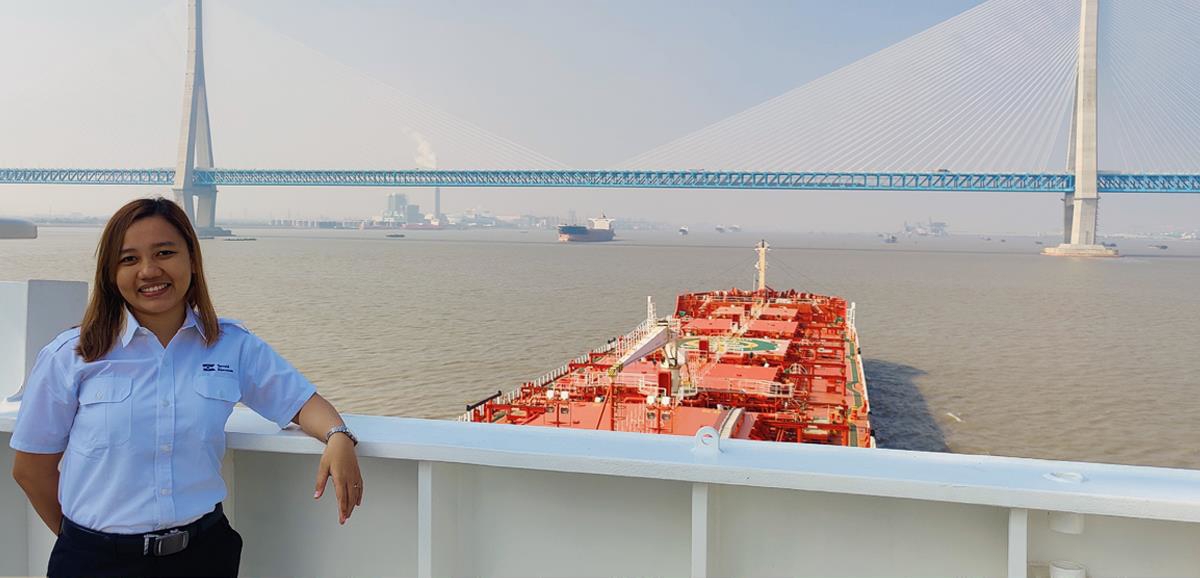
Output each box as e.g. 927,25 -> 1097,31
172,0 -> 229,237
1044,0 -> 1116,257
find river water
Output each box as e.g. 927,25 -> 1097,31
4,226 -> 1199,469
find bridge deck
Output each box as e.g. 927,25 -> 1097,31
1,168 -> 1198,192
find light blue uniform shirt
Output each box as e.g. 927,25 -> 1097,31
10,308 -> 316,534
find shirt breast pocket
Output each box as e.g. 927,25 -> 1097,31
193,374 -> 241,441
73,376 -> 133,452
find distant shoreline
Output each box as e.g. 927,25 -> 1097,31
26,222 -> 1195,239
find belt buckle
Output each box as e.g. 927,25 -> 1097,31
144,529 -> 189,556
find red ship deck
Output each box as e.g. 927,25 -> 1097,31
464,287 -> 873,448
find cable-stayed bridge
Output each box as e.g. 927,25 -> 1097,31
3,0 -> 1200,256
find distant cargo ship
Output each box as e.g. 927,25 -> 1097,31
558,216 -> 615,242
464,241 -> 873,447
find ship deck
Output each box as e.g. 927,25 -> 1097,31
466,288 -> 873,447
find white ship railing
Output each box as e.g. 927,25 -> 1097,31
610,316 -> 657,362
8,407 -> 1200,577
611,373 -> 661,397
696,377 -> 794,398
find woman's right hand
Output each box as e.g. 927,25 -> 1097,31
313,434 -> 363,524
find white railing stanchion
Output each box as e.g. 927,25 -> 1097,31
1008,508 -> 1028,578
417,460 -> 433,578
691,482 -> 715,578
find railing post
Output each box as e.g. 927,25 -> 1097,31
691,482 -> 714,578
1008,508 -> 1028,578
2,280 -> 88,402
417,460 -> 433,578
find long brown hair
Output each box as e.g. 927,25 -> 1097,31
77,197 -> 219,361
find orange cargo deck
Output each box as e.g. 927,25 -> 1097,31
464,286 -> 873,448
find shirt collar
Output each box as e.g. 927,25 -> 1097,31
119,308 -> 140,347
119,307 -> 204,347
182,306 -> 204,339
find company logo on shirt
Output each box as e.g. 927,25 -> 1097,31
201,363 -> 234,373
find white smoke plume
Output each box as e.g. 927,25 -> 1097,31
409,130 -> 438,169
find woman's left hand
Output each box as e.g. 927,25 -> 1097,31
313,434 -> 363,524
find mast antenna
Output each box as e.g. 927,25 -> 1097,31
755,240 -> 769,292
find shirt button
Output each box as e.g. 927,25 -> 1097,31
95,393 -> 104,400
161,444 -> 172,454
161,399 -> 170,408
160,488 -> 171,496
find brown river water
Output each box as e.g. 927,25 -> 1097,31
4,226 -> 1198,469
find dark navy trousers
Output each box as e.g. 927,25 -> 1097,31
47,511 -> 242,578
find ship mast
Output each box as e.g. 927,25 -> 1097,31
755,240 -> 769,292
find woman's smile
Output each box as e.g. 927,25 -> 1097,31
136,282 -> 172,298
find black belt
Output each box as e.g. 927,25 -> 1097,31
61,503 -> 225,557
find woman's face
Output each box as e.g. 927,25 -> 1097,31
115,215 -> 193,323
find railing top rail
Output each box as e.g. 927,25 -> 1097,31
9,405 -> 1193,523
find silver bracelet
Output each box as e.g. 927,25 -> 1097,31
323,425 -> 358,446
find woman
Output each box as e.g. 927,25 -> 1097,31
10,197 -> 363,577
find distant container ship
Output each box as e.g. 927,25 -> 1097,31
463,242 -> 873,447
558,216 -> 615,242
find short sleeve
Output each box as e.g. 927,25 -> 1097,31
10,336 -> 81,454
238,331 -> 317,428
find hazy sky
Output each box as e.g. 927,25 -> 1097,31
1,0 -> 1198,233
